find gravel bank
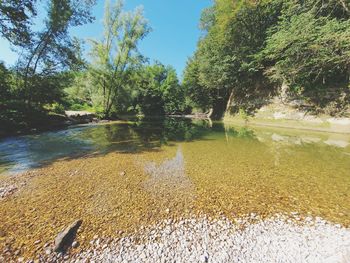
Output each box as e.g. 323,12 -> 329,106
67,214 -> 350,263
0,171 -> 37,199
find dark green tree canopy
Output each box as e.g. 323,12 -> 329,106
0,0 -> 36,45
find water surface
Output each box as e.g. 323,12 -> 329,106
0,118 -> 349,258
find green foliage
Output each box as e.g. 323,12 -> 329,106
48,102 -> 65,114
88,0 -> 150,117
0,62 -> 11,100
183,57 -> 211,111
18,0 -> 96,106
0,0 -> 36,45
260,8 -> 350,113
131,63 -> 185,116
184,0 -> 350,118
0,1 -> 97,136
184,0 -> 282,118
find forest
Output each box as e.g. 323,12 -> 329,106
1,0 -> 350,135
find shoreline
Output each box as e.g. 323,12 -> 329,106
224,116 -> 350,135
3,213 -> 349,262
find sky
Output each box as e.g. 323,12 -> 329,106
0,0 -> 211,76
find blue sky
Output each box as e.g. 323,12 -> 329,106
0,0 -> 211,76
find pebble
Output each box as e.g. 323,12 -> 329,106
200,254 -> 209,262
73,214 -> 350,263
72,241 -> 79,248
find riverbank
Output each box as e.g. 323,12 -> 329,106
3,214 -> 350,262
0,110 -> 106,139
224,100 -> 350,134
67,214 -> 350,263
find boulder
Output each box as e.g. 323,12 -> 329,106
54,219 -> 82,252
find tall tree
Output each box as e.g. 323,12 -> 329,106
89,0 -> 150,117
18,0 -> 96,106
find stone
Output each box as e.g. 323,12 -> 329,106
200,254 -> 209,263
72,241 -> 79,248
54,219 -> 82,252
119,171 -> 126,176
43,243 -> 50,248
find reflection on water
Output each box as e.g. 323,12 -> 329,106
143,147 -> 194,200
0,119 -> 349,175
0,119 -> 210,174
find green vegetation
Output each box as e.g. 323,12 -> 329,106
1,0 -> 350,136
183,0 -> 350,118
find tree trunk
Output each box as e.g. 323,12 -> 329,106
280,81 -> 288,104
225,89 -> 235,115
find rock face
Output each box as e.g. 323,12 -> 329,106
54,220 -> 82,252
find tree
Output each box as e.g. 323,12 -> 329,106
184,0 -> 282,118
0,62 -> 11,101
132,63 -> 184,116
17,0 -> 96,106
89,0 -> 150,117
0,0 -> 36,46
183,56 -> 211,112
259,1 -> 350,114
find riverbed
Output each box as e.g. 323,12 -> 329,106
0,118 -> 349,262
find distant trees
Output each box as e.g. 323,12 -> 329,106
133,63 -> 187,116
0,0 -> 96,109
67,0 -> 187,118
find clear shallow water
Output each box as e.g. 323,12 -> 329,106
1,118 -> 350,259
0,118 -> 349,175
0,119 -> 209,174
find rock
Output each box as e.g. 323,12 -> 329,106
43,243 -> 50,248
200,254 -> 209,263
119,171 -> 126,176
72,241 -> 79,248
0,229 -> 6,237
54,219 -> 82,252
